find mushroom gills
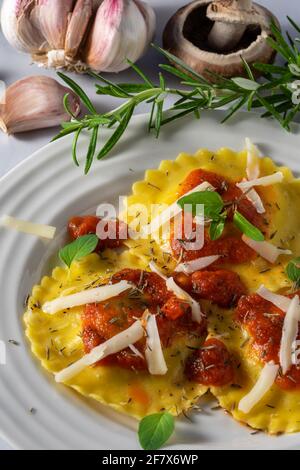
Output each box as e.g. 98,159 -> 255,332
163,0 -> 279,81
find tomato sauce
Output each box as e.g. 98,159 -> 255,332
68,215 -> 127,251
185,338 -> 235,386
82,269 -> 206,371
236,292 -> 300,390
172,169 -> 266,265
171,228 -> 257,264
174,269 -> 246,308
192,269 -> 246,308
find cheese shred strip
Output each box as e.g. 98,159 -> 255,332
55,320 -> 144,383
245,138 -> 260,181
149,261 -> 168,280
145,313 -> 168,375
237,172 -> 283,191
279,295 -> 300,374
0,215 -> 56,239
166,277 -> 202,324
142,181 -> 214,236
257,285 -> 291,312
242,235 -> 291,263
238,362 -> 279,414
42,281 -> 132,314
175,255 -> 220,274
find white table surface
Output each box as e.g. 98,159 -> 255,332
0,0 -> 298,450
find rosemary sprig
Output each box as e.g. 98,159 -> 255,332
54,19 -> 300,174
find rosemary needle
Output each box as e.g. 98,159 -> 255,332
54,19 -> 300,174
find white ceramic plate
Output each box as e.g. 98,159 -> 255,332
1,111 -> 300,450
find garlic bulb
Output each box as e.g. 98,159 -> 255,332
1,0 -> 156,73
0,76 -> 80,134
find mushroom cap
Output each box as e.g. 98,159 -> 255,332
163,0 -> 279,81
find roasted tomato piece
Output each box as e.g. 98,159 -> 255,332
161,296 -> 191,320
171,223 -> 257,265
191,269 -> 246,308
68,215 -> 127,251
174,269 -> 246,308
222,183 -> 265,229
82,269 -> 206,371
185,338 -> 235,386
235,294 -> 284,363
178,169 -> 227,197
172,169 -> 267,265
236,291 -> 300,390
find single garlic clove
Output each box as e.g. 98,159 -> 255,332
85,0 -> 151,73
65,0 -> 93,58
0,76 -> 80,135
1,0 -> 47,53
30,0 -> 75,51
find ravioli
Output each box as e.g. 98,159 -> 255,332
207,304 -> 300,434
124,148 -> 300,292
24,146 -> 300,432
123,147 -> 300,432
24,250 -> 207,419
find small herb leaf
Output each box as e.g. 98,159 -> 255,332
286,257 -> 300,284
138,412 -> 175,450
59,234 -> 99,267
210,218 -> 226,240
233,211 -> 264,241
231,77 -> 260,91
177,191 -> 224,219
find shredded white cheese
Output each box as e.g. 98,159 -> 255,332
145,313 -> 168,375
242,235 -> 292,263
238,362 -> 279,414
257,285 -> 291,312
0,215 -> 56,239
245,137 -> 260,180
237,172 -> 283,191
166,277 -> 203,324
175,255 -> 220,274
142,181 -> 215,236
42,281 -> 132,315
128,343 -> 144,359
244,188 -> 265,214
279,295 -> 300,374
149,261 -> 168,280
55,320 -> 144,383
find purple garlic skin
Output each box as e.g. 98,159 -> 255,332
0,0 -> 156,73
0,76 -> 81,134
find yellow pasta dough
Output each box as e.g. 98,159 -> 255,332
124,148 -> 300,293
24,250 -> 207,419
207,305 -> 300,434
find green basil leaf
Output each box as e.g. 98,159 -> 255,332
210,219 -> 226,241
59,234 -> 99,267
177,191 -> 224,219
138,412 -> 175,450
286,257 -> 300,284
233,211 -> 264,241
231,77 -> 260,91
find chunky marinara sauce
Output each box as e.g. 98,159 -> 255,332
82,269 -> 206,371
236,293 -> 300,390
171,169 -> 266,264
185,338 -> 235,386
68,215 -> 128,252
174,269 -> 247,309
